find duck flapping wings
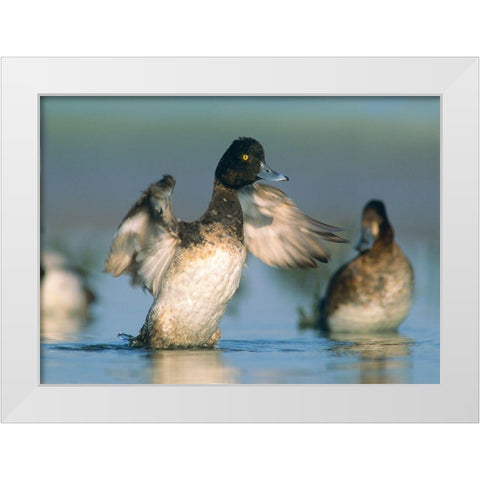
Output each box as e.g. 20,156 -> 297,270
105,176 -> 348,295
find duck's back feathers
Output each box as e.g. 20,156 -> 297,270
104,175 -> 180,295
238,183 -> 348,269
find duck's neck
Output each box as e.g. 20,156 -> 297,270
202,178 -> 244,232
371,224 -> 395,254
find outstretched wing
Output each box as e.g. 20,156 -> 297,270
104,175 -> 180,296
238,183 -> 348,269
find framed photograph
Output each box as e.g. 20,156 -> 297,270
2,57 -> 478,422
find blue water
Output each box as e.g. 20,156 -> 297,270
40,96 -> 440,384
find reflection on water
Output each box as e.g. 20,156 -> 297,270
41,313 -> 93,343
148,350 -> 238,384
324,332 -> 414,384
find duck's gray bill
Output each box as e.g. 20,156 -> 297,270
257,162 -> 289,182
355,226 -> 375,252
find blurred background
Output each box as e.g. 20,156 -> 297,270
40,96 -> 439,384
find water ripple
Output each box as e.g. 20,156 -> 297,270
43,342 -> 134,352
219,337 -> 321,353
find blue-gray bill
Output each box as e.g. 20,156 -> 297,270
256,161 -> 289,182
355,226 -> 376,252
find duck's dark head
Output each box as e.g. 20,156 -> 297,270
215,137 -> 288,189
356,199 -> 394,252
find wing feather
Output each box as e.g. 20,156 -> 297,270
238,183 -> 348,269
104,175 -> 180,295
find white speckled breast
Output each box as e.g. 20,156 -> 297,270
145,241 -> 246,348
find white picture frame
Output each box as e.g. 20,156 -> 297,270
1,57 -> 478,422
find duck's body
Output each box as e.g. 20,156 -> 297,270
41,251 -> 95,318
137,182 -> 247,348
320,243 -> 413,333
141,234 -> 246,348
319,200 -> 414,333
105,138 -> 347,349
41,251 -> 96,341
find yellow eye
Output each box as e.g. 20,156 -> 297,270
242,154 -> 249,161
